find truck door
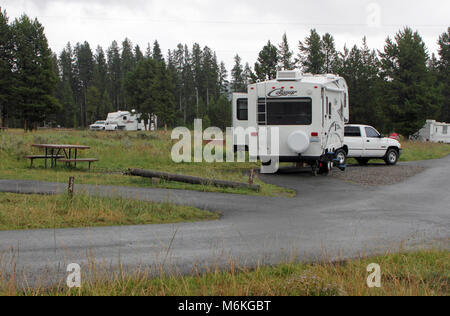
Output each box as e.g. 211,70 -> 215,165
344,126 -> 364,157
363,126 -> 386,157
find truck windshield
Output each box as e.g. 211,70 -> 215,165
266,98 -> 312,125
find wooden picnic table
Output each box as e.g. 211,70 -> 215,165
30,144 -> 91,168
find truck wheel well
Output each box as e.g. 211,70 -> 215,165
341,145 -> 349,155
387,146 -> 400,153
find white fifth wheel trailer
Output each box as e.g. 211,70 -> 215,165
232,70 -> 350,175
415,120 -> 450,143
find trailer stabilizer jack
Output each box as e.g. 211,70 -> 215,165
337,164 -> 347,171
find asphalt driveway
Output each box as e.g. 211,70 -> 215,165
0,157 -> 448,287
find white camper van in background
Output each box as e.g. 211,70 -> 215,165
416,120 -> 450,143
105,110 -> 146,131
232,70 -> 350,175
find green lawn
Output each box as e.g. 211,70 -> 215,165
5,250 -> 448,296
0,192 -> 219,230
0,130 -> 449,197
0,129 -> 294,197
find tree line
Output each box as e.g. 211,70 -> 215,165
232,29 -> 449,136
0,9 -> 449,136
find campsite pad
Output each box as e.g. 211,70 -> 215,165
332,164 -> 425,186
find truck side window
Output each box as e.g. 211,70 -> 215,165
237,99 -> 248,121
345,126 -> 361,137
365,127 -> 380,138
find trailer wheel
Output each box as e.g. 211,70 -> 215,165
319,160 -> 332,175
335,149 -> 347,165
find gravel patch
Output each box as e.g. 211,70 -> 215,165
332,164 -> 426,186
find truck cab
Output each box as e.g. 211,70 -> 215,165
344,125 -> 402,165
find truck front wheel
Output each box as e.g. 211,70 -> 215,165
385,148 -> 399,166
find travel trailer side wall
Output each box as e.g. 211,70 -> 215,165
416,120 -> 450,143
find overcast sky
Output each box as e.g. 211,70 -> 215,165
2,0 -> 449,72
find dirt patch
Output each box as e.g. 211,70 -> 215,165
332,164 -> 426,186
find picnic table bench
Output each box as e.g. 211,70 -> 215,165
25,144 -> 98,169
57,158 -> 99,169
24,155 -> 65,168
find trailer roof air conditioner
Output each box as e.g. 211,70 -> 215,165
277,70 -> 302,81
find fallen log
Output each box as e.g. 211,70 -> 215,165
126,168 -> 260,191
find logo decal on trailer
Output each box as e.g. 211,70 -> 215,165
267,88 -> 297,97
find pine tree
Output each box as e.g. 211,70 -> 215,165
11,15 -> 60,130
254,41 -> 278,80
135,45 -> 144,63
125,58 -> 176,127
0,9 -> 13,127
437,28 -> 449,122
231,54 -> 245,92
243,63 -> 256,85
121,38 -> 135,108
182,45 -> 195,123
92,46 -> 109,120
209,94 -> 231,130
107,41 -> 121,111
277,33 -> 295,70
298,29 -> 325,74
335,38 -> 384,129
218,61 -> 229,95
202,46 -> 217,107
379,27 -> 442,136
145,43 -> 152,59
152,40 -> 164,63
56,43 -> 78,127
86,85 -> 102,124
74,41 -> 94,127
322,33 -> 338,73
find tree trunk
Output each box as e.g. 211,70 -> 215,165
127,169 -> 260,191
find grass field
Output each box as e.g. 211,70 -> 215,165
0,130 -> 449,197
0,192 -> 219,230
3,250 -> 447,296
0,129 -> 293,197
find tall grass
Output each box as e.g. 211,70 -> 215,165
400,140 -> 450,162
2,250 -> 448,296
0,192 -> 219,230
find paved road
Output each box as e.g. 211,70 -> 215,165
0,157 -> 449,287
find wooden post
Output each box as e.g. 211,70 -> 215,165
68,177 -> 75,198
249,169 -> 255,185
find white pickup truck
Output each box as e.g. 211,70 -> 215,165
342,125 -> 402,166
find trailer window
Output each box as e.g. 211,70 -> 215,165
266,98 -> 312,125
345,126 -> 361,137
237,99 -> 248,121
443,126 -> 448,134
